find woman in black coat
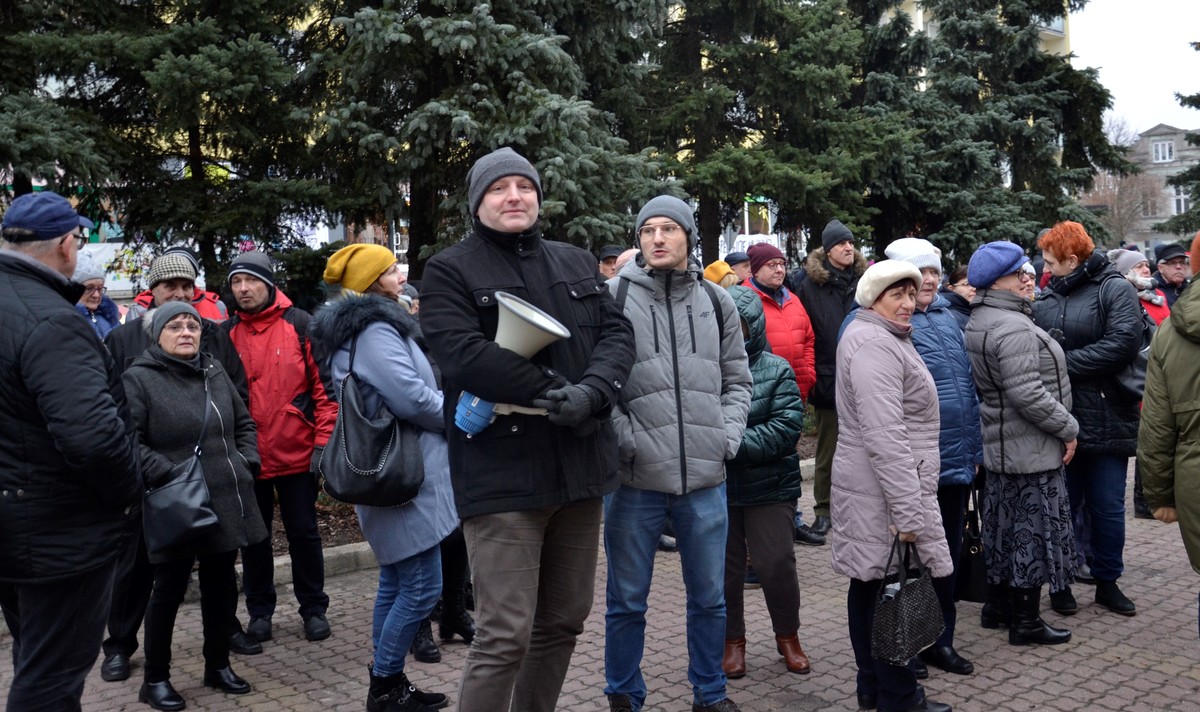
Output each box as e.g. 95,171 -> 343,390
1033,222 -> 1142,618
122,302 -> 268,711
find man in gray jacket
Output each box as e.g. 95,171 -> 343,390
603,195 -> 752,712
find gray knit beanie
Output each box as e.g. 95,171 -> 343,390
228,250 -> 275,287
466,147 -> 543,218
822,219 -> 854,252
147,301 -> 202,342
635,196 -> 698,249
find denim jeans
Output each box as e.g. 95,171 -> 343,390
1065,452 -> 1128,582
242,472 -> 328,620
604,483 -> 729,710
373,544 -> 442,677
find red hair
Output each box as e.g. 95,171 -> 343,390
1192,230 -> 1200,264
1037,221 -> 1094,263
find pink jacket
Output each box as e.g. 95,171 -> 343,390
830,309 -> 953,581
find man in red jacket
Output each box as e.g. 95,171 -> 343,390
225,251 -> 338,644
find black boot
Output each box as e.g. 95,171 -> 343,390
438,528 -> 476,644
980,582 -> 1010,629
1009,586 -> 1071,646
409,617 -> 441,663
367,669 -> 440,712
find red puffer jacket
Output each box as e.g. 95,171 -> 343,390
746,280 -> 817,401
226,290 -> 337,479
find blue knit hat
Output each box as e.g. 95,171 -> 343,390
968,241 -> 1029,289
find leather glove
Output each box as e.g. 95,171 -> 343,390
532,384 -> 602,428
310,446 -> 325,475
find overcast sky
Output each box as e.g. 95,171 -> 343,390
1069,0 -> 1200,136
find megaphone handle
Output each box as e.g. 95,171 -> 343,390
492,403 -> 549,416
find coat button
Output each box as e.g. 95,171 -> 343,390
481,296 -> 490,304
16,489 -> 23,497
510,425 -> 519,432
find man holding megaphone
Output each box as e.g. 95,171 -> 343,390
421,147 -> 635,712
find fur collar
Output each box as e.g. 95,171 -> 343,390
802,247 -> 867,286
309,293 -> 421,365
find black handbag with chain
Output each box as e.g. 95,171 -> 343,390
955,483 -> 989,603
871,535 -> 945,665
143,379 -> 220,556
319,332 -> 425,507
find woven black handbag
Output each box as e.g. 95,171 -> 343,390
871,535 -> 945,665
955,484 -> 988,603
319,333 -> 425,507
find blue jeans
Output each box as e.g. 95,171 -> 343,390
373,544 -> 442,677
604,484 -> 729,710
1066,452 -> 1127,582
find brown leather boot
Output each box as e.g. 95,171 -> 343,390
722,638 -> 746,679
775,634 -> 811,674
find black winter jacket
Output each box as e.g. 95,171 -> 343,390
421,222 -> 635,518
789,248 -> 867,409
106,313 -> 249,405
0,252 -> 140,584
1033,251 -> 1143,456
726,286 -> 803,506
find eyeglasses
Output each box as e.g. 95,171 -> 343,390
61,232 -> 86,250
762,260 -> 787,271
951,281 -> 972,289
1011,271 -> 1033,282
163,322 -> 201,334
637,223 -> 683,240
82,285 -> 107,295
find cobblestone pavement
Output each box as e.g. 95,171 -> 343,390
6,466 -> 1200,711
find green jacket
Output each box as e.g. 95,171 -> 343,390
1138,282 -> 1200,574
726,286 -> 804,506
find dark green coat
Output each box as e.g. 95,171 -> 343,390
726,286 -> 804,506
1138,282 -> 1200,574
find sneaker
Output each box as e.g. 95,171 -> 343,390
744,565 -> 761,589
303,613 -> 332,641
693,698 -> 741,712
1095,581 -> 1137,616
247,616 -> 272,642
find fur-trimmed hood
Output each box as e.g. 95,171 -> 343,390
801,247 -> 868,287
309,293 -> 422,366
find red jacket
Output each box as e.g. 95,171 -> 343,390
1142,289 -> 1171,325
226,290 -> 337,479
747,279 -> 817,400
130,287 -> 228,322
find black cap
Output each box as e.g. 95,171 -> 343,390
724,251 -> 750,267
599,245 -> 625,261
1155,242 -> 1188,263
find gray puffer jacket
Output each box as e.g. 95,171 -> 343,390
608,260 -> 752,494
965,289 -> 1078,475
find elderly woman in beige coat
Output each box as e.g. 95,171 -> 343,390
832,260 -> 953,712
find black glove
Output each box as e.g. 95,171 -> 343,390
532,384 -> 602,428
310,446 -> 324,475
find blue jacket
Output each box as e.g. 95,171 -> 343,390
910,296 -> 983,486
76,294 -> 122,339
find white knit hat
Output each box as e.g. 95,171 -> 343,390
884,237 -> 942,276
855,260 -> 924,307
72,250 -> 106,283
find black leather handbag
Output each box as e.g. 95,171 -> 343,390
319,333 -> 425,507
143,381 -> 220,556
955,484 -> 988,603
871,535 -> 945,665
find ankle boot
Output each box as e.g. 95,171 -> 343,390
409,617 -> 441,663
1008,586 -> 1071,646
368,669 -> 442,712
775,633 -> 811,674
980,582 -> 1010,629
722,637 -> 746,679
437,588 -> 476,644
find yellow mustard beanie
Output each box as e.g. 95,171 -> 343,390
324,244 -> 396,294
704,260 -> 735,285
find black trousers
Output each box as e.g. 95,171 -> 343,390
931,484 -> 968,647
847,578 -> 921,712
102,514 -> 155,657
242,472 -> 328,620
0,564 -> 115,712
143,550 -> 238,682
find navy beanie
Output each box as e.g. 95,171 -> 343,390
821,219 -> 854,252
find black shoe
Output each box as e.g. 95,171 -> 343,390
902,698 -> 951,712
203,666 -> 251,694
919,645 -> 974,675
794,524 -> 826,546
410,617 -> 441,663
100,653 -> 131,682
980,583 -> 1010,629
1096,581 -> 1137,616
911,657 -> 928,680
304,613 -> 332,641
1134,506 -> 1153,520
810,515 -> 832,536
1075,562 -> 1097,585
246,616 -> 272,642
1050,587 -> 1078,616
401,673 -> 449,709
438,600 -> 476,645
139,680 -> 186,711
608,694 -> 634,712
857,691 -> 877,710
229,629 -> 262,655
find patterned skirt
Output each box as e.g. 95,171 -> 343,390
981,466 -> 1077,590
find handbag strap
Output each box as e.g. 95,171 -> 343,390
967,485 -> 982,537
881,534 -> 909,589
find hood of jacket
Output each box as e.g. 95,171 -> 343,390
616,255 -> 706,300
730,285 -> 767,359
309,293 -> 420,364
802,247 -> 868,287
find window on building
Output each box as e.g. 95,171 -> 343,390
1142,192 -> 1160,217
1175,185 -> 1192,215
1152,141 -> 1175,162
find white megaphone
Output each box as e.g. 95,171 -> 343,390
455,291 -> 571,434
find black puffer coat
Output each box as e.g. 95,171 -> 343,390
725,286 -> 804,506
1033,251 -> 1143,456
122,347 -> 268,564
0,253 -> 140,584
789,248 -> 867,409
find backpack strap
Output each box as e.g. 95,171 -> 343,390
699,278 -> 726,337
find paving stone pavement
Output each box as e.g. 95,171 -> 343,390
6,464 -> 1200,711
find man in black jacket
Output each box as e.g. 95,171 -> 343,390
98,252 -> 256,683
1152,241 -> 1191,307
421,147 -> 634,712
0,192 -> 141,710
789,219 -> 867,540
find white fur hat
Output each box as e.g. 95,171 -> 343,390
884,237 -> 941,275
855,260 -> 924,307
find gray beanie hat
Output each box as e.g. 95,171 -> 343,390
73,251 -> 106,283
147,301 -> 202,342
822,219 -> 854,252
1110,248 -> 1148,276
636,196 -> 698,249
228,250 -> 275,287
466,147 -> 543,218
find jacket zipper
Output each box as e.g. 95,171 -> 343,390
664,272 -> 688,493
651,305 -> 660,353
687,304 -> 696,352
210,376 -> 247,520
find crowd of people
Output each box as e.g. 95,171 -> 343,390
1,158 -> 1198,712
